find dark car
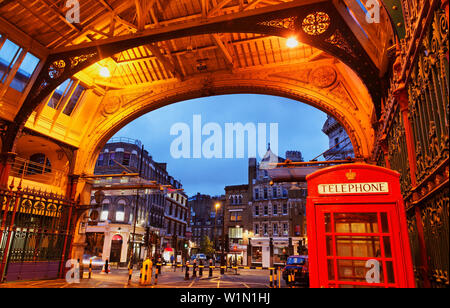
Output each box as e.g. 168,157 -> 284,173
282,255 -> 309,287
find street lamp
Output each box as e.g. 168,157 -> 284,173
214,203 -> 220,253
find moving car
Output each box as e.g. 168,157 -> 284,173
282,255 -> 309,287
82,255 -> 105,270
190,253 -> 207,262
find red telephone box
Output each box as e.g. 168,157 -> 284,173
306,163 -> 415,288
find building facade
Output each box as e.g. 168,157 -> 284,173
322,115 -> 355,160
86,138 -> 185,266
222,148 -> 307,267
188,193 -> 224,254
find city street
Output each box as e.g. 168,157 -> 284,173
0,266 -> 293,289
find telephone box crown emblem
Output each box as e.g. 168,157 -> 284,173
345,170 -> 356,180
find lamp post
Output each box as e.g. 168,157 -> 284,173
214,203 -> 220,253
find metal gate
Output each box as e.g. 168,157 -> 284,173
0,182 -> 75,282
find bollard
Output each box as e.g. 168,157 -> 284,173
274,267 -> 278,288
209,259 -> 213,278
105,258 -> 109,274
278,267 -> 281,288
184,261 -> 190,280
128,266 -> 133,285
287,269 -> 292,288
269,268 -> 273,288
154,265 -> 159,285
199,260 -> 203,277
192,260 -> 197,278
88,259 -> 92,279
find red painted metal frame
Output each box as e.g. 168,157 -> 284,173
306,163 -> 415,288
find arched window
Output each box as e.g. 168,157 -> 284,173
27,153 -> 51,174
116,199 -> 126,221
100,199 -> 110,221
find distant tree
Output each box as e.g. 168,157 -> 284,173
200,236 -> 215,256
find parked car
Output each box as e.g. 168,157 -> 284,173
282,255 -> 309,287
82,255 -> 105,270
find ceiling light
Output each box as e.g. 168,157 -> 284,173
99,66 -> 111,78
286,37 -> 299,48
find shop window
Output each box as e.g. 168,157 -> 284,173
252,247 -> 262,263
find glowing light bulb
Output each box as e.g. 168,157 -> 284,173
286,37 -> 299,48
99,66 -> 111,78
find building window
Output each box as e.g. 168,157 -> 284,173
263,224 -> 268,235
230,211 -> 242,222
27,153 -> 51,175
282,189 -> 287,198
282,204 -> 288,215
254,188 -> 259,199
264,188 -> 268,199
122,153 -> 131,166
273,204 -> 278,216
254,205 -> 259,216
97,154 -> 104,167
273,224 -> 278,235
62,83 -> 85,116
108,153 -> 115,166
283,223 -> 289,235
116,200 -> 126,222
273,187 -> 277,198
254,224 -> 259,235
264,205 -> 268,216
100,199 -> 110,221
229,227 -> 243,239
47,79 -> 74,109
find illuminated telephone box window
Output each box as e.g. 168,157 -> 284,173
306,164 -> 415,288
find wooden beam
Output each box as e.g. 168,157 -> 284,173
145,44 -> 183,80
243,0 -> 265,11
211,34 -> 234,68
208,0 -> 233,17
51,0 -> 324,54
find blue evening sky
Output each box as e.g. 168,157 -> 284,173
112,94 -> 329,197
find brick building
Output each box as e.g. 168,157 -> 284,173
86,138 -> 186,266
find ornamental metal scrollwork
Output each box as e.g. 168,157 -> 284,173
325,29 -> 356,57
301,12 -> 331,36
48,60 -> 66,79
258,16 -> 298,30
70,53 -> 97,69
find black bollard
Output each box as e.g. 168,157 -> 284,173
192,260 -> 197,278
209,259 -> 213,278
269,268 -> 273,288
199,260 -> 203,277
105,258 -> 109,274
184,262 -> 190,280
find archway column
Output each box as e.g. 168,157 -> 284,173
0,152 -> 16,189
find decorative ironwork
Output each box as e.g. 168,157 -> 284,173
48,60 -> 66,79
257,16 -> 298,30
0,182 -> 76,282
325,29 -> 356,57
301,12 -> 331,35
69,53 -> 97,69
